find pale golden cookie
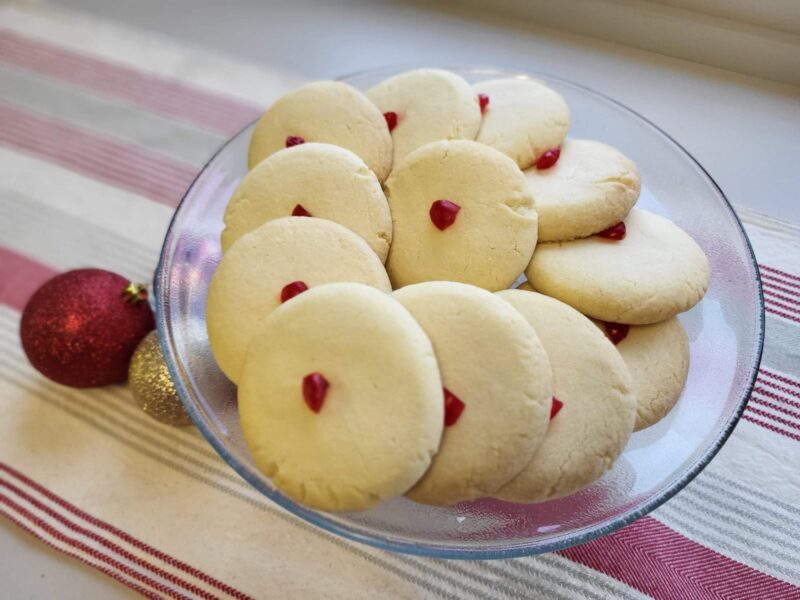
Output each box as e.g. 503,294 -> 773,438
495,288 -> 635,503
239,283 -> 443,512
206,217 -> 391,384
248,81 -> 393,182
394,282 -> 553,505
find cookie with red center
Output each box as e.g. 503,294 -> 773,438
222,143 -> 392,262
366,68 -> 482,166
394,282 -> 553,506
385,140 -> 538,291
495,288 -> 636,503
238,283 -> 444,512
248,81 -> 393,182
591,316 -> 690,431
473,78 -> 570,169
526,208 -> 710,324
525,139 -> 641,242
206,217 -> 390,384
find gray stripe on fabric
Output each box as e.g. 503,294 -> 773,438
700,470 -> 800,523
0,190 -> 159,282
656,492 -> 800,582
762,317 -> 800,375
0,64 -> 225,167
654,505 -> 800,584
676,480 -> 800,552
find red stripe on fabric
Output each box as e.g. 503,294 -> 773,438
754,386 -> 800,409
765,306 -> 800,325
0,492 -> 190,600
0,29 -> 261,136
764,295 -> 800,318
761,369 -> 800,391
763,287 -> 800,310
746,406 -> 800,432
559,516 -> 800,600
758,378 -> 800,400
0,505 -> 162,600
749,395 -> 800,421
742,414 -> 800,443
0,104 -> 197,207
760,273 -> 800,296
0,247 -> 58,310
760,264 -> 800,286
0,475 -> 223,600
0,464 -> 253,600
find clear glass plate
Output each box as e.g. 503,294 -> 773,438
154,67 -> 764,559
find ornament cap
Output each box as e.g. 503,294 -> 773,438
123,282 -> 148,305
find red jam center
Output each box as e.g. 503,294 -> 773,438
536,147 -> 561,170
384,111 -> 399,131
280,280 -> 309,303
443,388 -> 466,427
603,322 -> 630,345
597,222 -> 626,241
291,204 -> 312,217
550,397 -> 563,420
302,372 -> 329,413
477,93 -> 490,113
285,135 -> 305,148
429,199 -> 461,231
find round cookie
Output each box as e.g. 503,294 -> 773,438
594,317 -> 689,431
366,68 -> 482,165
222,143 -> 392,262
474,78 -> 570,169
526,208 -> 710,324
248,81 -> 393,182
394,282 -> 553,505
385,140 -> 538,291
525,139 -> 641,242
495,289 -> 636,503
239,283 -> 444,512
206,217 -> 391,384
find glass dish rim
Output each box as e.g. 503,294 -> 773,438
154,64 -> 765,560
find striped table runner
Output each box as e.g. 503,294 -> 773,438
1,3 -> 799,598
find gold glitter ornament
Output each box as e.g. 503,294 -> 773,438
129,331 -> 192,426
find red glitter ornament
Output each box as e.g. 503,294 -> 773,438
20,269 -> 155,388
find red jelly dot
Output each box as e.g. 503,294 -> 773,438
597,221 -> 626,241
443,388 -> 466,427
550,397 -> 563,420
302,372 -> 329,413
291,204 -> 312,217
477,93 -> 490,113
384,111 -> 398,131
429,199 -> 461,231
280,280 -> 309,303
603,321 -> 630,345
536,147 -> 561,170
285,135 -> 305,148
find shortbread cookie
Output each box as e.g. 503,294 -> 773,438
526,208 -> 710,324
239,283 -> 443,512
495,289 -> 636,503
248,81 -> 393,182
526,139 -> 640,242
222,143 -> 392,261
474,78 -> 569,169
594,317 -> 689,431
366,68 -> 482,165
207,218 -> 391,384
394,282 -> 553,505
385,140 -> 538,291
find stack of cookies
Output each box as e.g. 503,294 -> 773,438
205,69 -> 710,512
